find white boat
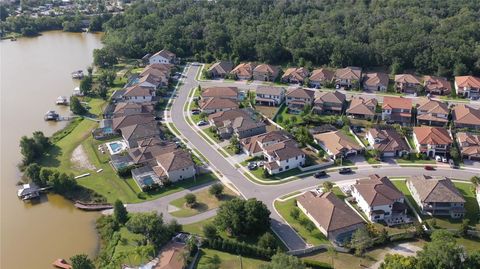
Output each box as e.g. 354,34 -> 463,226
72,86 -> 83,96
56,96 -> 69,105
17,183 -> 40,200
71,70 -> 84,79
44,110 -> 59,121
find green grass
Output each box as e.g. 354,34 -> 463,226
113,227 -> 153,266
250,167 -> 302,181
274,198 -> 330,246
169,188 -> 237,218
86,97 -> 107,116
167,122 -> 180,136
182,217 -> 216,236
273,104 -> 305,126
331,187 -> 346,200
204,128 -> 222,143
195,248 -> 268,269
396,158 -> 436,164
222,145 -> 237,156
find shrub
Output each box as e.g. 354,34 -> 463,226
290,207 -> 300,220
303,259 -> 333,269
185,193 -> 197,207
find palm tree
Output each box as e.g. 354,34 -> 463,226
327,245 -> 337,268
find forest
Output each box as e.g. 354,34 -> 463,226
97,0 -> 480,77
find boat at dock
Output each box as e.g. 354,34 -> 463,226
56,96 -> 69,105
44,110 -> 60,121
74,201 -> 113,211
17,183 -> 40,201
71,70 -> 84,79
52,258 -> 72,269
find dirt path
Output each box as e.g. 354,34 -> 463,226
71,145 -> 96,171
370,242 -> 422,269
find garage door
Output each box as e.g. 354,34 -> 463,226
469,155 -> 480,161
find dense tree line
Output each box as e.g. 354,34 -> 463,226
99,0 -> 480,77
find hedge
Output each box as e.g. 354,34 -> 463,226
203,238 -> 274,260
303,259 -> 333,269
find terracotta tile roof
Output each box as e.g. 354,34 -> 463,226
231,62 -> 256,77
256,86 -> 285,96
413,126 -> 452,145
364,72 -> 389,87
382,96 -> 412,110
201,87 -> 238,99
455,76 -> 480,89
423,76 -> 452,93
286,87 -> 315,99
346,96 -> 377,116
314,131 -> 362,155
310,68 -> 335,82
354,175 -> 404,207
368,128 -> 410,153
408,175 -> 465,203
457,132 -> 480,156
124,85 -> 154,97
282,67 -> 309,81
208,61 -> 233,75
254,64 -> 280,76
208,109 -> 265,132
416,98 -> 449,123
452,104 -> 480,126
147,63 -> 173,73
199,97 -> 238,110
140,67 -> 169,80
334,67 -> 362,80
297,191 -> 365,232
138,73 -> 161,85
394,74 -> 421,84
314,91 -> 346,105
153,241 -> 186,269
240,130 -> 292,155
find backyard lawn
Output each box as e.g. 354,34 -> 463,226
195,248 -> 268,269
113,227 -> 153,267
274,198 -> 330,246
169,187 -> 237,218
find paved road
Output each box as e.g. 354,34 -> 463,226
165,64 -> 480,250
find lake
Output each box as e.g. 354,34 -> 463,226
1,31 -> 103,268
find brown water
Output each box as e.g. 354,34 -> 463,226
1,31 -> 103,269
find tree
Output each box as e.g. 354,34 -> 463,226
113,200 -> 128,225
70,254 -> 95,269
79,76 -> 93,96
350,228 -> 373,256
19,131 -> 50,165
449,147 -> 459,162
257,232 -> 277,250
126,212 -> 176,248
208,183 -> 224,198
454,62 -> 468,76
470,176 -> 480,186
289,207 -> 300,220
184,193 -> 197,207
93,48 -> 117,68
459,218 -> 470,237
203,223 -> 218,240
380,254 -> 417,269
70,96 -> 87,115
260,253 -> 305,269
322,181 -> 334,192
24,163 -> 42,186
229,135 -> 240,154
416,230 -> 464,269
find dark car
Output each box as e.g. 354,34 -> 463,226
338,168 -> 353,174
191,110 -> 200,115
424,165 -> 435,170
314,171 -> 327,178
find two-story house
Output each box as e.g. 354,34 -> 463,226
412,126 -> 452,157
281,67 -> 310,84
199,97 -> 239,114
231,62 -> 256,80
407,175 -> 465,219
240,130 -> 292,157
456,132 -> 480,161
455,76 -> 480,98
423,76 -> 452,96
394,74 -> 422,94
285,87 -> 315,114
208,61 -> 233,78
208,109 -> 266,139
313,91 -> 346,115
255,86 -> 285,106
452,104 -> 480,130
346,96 -> 377,120
201,87 -> 240,101
263,140 -> 305,175
365,128 -> 410,157
334,67 -> 362,89
416,98 -> 449,126
309,68 -> 335,88
363,72 -> 389,92
149,49 -> 176,65
351,175 -> 407,222
314,130 -> 362,160
381,96 -> 412,126
123,85 -> 156,103
253,64 -> 280,81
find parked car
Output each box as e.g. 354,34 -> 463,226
247,162 -> 258,170
257,161 -> 265,167
424,165 -> 435,170
435,155 -> 442,162
338,168 -> 353,174
314,171 -> 327,178
197,120 -> 208,126
442,157 -> 448,163
191,109 -> 200,115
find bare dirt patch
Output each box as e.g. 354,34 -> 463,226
71,145 -> 96,171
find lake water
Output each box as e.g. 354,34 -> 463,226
1,31 -> 103,268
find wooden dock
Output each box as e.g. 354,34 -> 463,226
74,201 -> 113,211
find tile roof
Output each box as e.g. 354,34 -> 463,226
416,98 -> 449,123
346,96 -> 377,116
354,175 -> 404,207
452,104 -> 480,126
199,97 -> 239,110
240,130 -> 292,155
413,126 -> 452,145
120,122 -> 160,141
314,131 -> 362,155
457,132 -> 480,156
423,76 -> 452,93
124,85 -> 154,97
254,64 -> 280,76
408,175 -> 465,203
334,67 -> 362,80
208,61 -> 233,75
368,128 -> 410,153
231,62 -> 256,77
128,141 -> 177,164
263,140 -> 304,161
281,67 -> 309,81
256,86 -> 285,96
201,87 -> 238,99
154,241 -> 186,269
364,72 -> 389,87
156,149 -> 194,172
286,87 -> 315,99
151,49 -> 176,60
310,68 -> 335,82
315,91 -> 346,105
382,96 -> 412,110
297,191 -> 365,232
455,76 -> 480,89
209,109 -> 265,132
112,114 -> 155,130
394,74 -> 421,84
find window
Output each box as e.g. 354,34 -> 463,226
286,166 -> 289,170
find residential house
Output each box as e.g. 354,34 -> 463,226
123,85 -> 155,103
131,165 -> 164,190
309,68 -> 335,88
253,64 -> 280,81
154,149 -> 196,182
296,191 -> 365,245
423,76 -> 452,95
452,104 -> 480,130
407,175 -> 465,219
334,67 -> 362,89
112,114 -> 156,131
201,87 -> 240,100
351,175 -> 407,222
455,76 -> 480,98
456,132 -> 480,161
119,121 -> 161,148
314,130 -> 362,160
366,128 -> 410,157
255,86 -> 285,106
136,73 -> 161,89
128,141 -> 178,166
240,130 -> 292,157
153,241 -> 188,269
112,102 -> 155,118
199,97 -> 239,114
412,126 -> 452,157
381,96 -> 412,126
149,49 -> 176,64
281,67 -> 309,84
363,72 -> 389,92
416,98 -> 449,126
208,109 -> 266,139
147,63 -> 173,75
313,91 -> 346,115
263,140 -> 306,175
231,62 -> 256,80
139,67 -> 169,87
285,87 -> 315,114
208,61 -> 233,78
346,96 -> 377,120
394,74 -> 422,94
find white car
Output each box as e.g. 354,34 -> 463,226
435,155 -> 442,162
442,157 -> 448,163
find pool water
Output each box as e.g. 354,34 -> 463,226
141,175 -> 154,186
106,140 -> 127,155
109,142 -> 122,153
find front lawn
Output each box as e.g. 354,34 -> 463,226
274,198 -> 330,246
395,158 -> 436,164
169,187 -> 237,218
195,248 -> 268,269
250,167 -> 302,181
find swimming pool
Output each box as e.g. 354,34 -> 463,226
106,140 -> 128,155
140,175 -> 155,186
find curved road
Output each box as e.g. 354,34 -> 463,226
161,64 -> 478,250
